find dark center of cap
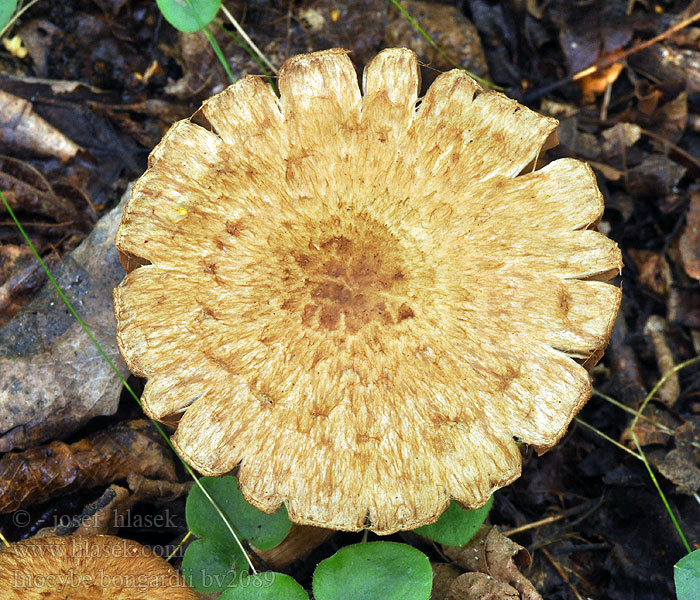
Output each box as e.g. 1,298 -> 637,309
282,216 -> 415,334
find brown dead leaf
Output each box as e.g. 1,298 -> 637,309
538,99 -> 579,119
88,99 -> 192,150
555,117 -> 601,160
17,19 -> 62,77
0,254 -> 56,327
444,526 -> 542,600
126,473 -> 192,504
164,31 -> 221,100
0,245 -> 34,283
669,287 -> 700,328
447,572 -> 520,600
626,154 -> 686,198
620,405 -> 674,447
679,188 -> 700,280
589,161 -> 625,182
579,61 -> 624,103
650,90 -> 688,144
650,422 -> 700,495
627,249 -> 672,296
601,122 -> 642,156
0,420 -> 176,513
635,82 -> 664,116
653,449 -> 700,495
0,244 -> 51,326
0,90 -> 80,162
0,190 -> 130,452
431,563 -> 462,600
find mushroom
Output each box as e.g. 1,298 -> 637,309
0,534 -> 197,599
114,48 -> 622,533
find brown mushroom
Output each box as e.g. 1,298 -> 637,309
0,534 -> 197,599
113,48 -> 622,533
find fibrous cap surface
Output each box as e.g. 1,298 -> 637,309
114,48 -> 622,533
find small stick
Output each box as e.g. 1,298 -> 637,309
502,513 -> 565,536
571,9 -> 700,83
541,547 -> 586,600
523,9 -> 700,102
220,4 -> 277,74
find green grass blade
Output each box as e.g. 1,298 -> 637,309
633,433 -> 691,553
628,355 -> 700,554
176,0 -> 235,83
590,355 -> 700,554
201,24 -> 236,84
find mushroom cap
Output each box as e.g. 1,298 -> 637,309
114,48 -> 622,533
0,534 -> 197,599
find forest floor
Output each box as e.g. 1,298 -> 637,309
2,1 -> 700,599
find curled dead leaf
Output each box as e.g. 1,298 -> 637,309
679,189 -> 700,280
447,572 -> 520,600
0,420 -> 176,513
443,526 -> 542,600
650,422 -> 700,495
643,315 -> 680,407
253,524 -> 334,570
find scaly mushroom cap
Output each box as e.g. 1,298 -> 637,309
0,535 -> 197,599
114,48 -> 622,533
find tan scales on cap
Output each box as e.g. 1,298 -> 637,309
114,48 -> 622,533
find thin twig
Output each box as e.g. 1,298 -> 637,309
524,8 -> 700,102
220,3 -> 276,74
541,547 -> 586,600
571,9 -> 700,82
502,513 -> 565,537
